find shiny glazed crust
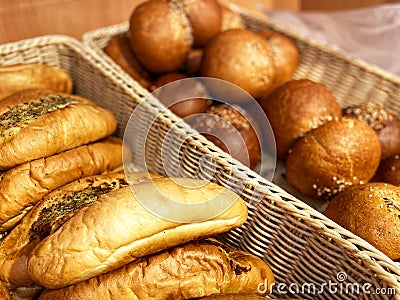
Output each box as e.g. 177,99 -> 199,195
37,239 -> 273,300
28,177 -> 248,289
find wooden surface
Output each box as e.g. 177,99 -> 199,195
0,0 -> 398,44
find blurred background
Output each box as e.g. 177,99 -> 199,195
0,0 -> 399,44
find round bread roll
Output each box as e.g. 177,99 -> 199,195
0,136 -> 126,233
201,29 -> 275,101
37,239 -> 274,300
0,92 -> 117,170
325,182 -> 400,261
184,48 -> 204,76
343,102 -> 400,160
129,0 -> 193,74
28,177 -> 248,289
286,117 -> 381,200
259,79 -> 342,159
219,5 -> 246,31
0,63 -> 73,100
258,29 -> 299,90
373,154 -> 400,185
152,72 -> 212,118
188,104 -> 261,169
182,0 -> 222,47
104,34 -> 153,89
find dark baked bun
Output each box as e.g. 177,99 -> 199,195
104,34 -> 153,89
129,0 -> 193,74
373,154 -> 400,185
0,63 -> 73,100
343,102 -> 400,160
37,239 -> 274,300
325,182 -> 400,261
182,0 -> 222,47
219,5 -> 246,31
286,117 -> 381,200
152,72 -> 212,118
0,136 -> 126,233
201,29 -> 275,101
188,104 -> 261,169
258,30 -> 299,91
260,79 -> 342,159
0,92 -> 117,170
28,177 -> 248,289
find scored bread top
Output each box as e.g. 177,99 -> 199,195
0,92 -> 117,170
28,177 -> 248,289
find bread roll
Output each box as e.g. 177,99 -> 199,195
28,177 -> 248,289
219,5 -> 246,31
37,239 -> 273,300
0,63 -> 73,100
373,154 -> 400,185
182,0 -> 222,47
259,79 -> 341,159
343,102 -> 400,160
0,92 -> 117,170
286,118 -> 381,200
184,48 -> 204,76
104,35 -> 153,89
325,182 -> 400,261
201,29 -> 275,101
0,136 -> 126,233
129,0 -> 193,74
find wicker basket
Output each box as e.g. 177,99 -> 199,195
81,4 -> 400,299
1,26 -> 398,300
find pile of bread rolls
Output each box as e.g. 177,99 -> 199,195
104,0 -> 300,170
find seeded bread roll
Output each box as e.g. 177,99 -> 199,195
0,92 -> 117,170
286,118 -> 381,200
129,0 -> 193,74
325,182 -> 400,261
28,177 -> 248,289
0,136 -> 126,233
343,102 -> 400,160
373,154 -> 400,185
104,35 -> 153,89
37,239 -> 274,300
0,89 -> 53,116
0,64 -> 73,100
259,79 -> 342,159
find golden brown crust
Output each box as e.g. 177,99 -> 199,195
324,182 -> 400,260
104,35 -> 153,89
183,0 -> 222,47
0,93 -> 117,170
28,177 -> 248,289
129,0 -> 193,74
37,239 -> 273,300
0,89 -> 54,116
259,79 -> 342,159
286,118 -> 381,200
201,29 -> 275,101
219,5 -> 246,31
0,64 -> 73,100
0,136 -> 125,233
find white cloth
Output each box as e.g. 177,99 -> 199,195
259,4 -> 400,76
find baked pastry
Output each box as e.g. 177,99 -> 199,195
259,79 -> 342,159
0,63 -> 73,100
343,102 -> 400,160
182,0 -> 222,47
286,117 -> 381,200
258,29 -> 299,91
324,182 -> 400,261
129,0 -> 193,74
0,136 -> 126,233
37,239 -> 274,300
184,48 -> 204,76
187,104 -> 261,169
28,177 -> 248,289
373,154 -> 400,185
201,29 -> 275,101
0,89 -> 53,116
219,5 -> 246,31
104,34 -> 153,89
0,92 -> 117,170
152,72 -> 212,118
